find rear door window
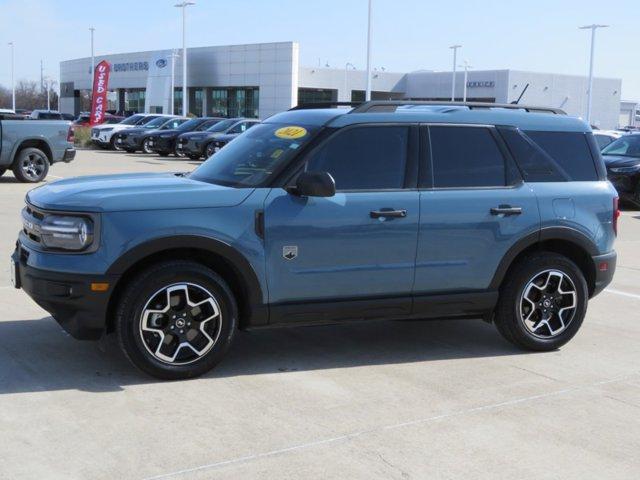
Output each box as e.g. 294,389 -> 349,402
429,126 -> 507,188
524,131 -> 598,181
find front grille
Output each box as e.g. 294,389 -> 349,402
91,128 -> 98,136
22,205 -> 45,244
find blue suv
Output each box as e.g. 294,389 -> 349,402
11,102 -> 618,379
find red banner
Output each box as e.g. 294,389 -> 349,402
89,60 -> 111,126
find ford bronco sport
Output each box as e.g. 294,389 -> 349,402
11,101 -> 618,379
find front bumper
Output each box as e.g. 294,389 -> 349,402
181,138 -> 205,156
591,250 -> 617,298
12,244 -> 118,340
150,136 -> 175,153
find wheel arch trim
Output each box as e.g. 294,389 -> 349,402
489,226 -> 599,291
106,235 -> 267,326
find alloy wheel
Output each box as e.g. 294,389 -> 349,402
519,269 -> 577,339
139,283 -> 223,365
143,139 -> 153,154
20,152 -> 47,181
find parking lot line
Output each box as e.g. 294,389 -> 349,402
604,288 -> 640,300
141,373 -> 638,480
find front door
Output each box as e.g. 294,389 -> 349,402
264,124 -> 420,322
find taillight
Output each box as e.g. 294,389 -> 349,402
67,126 -> 75,143
613,197 -> 620,236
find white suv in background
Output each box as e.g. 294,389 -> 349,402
91,114 -> 167,149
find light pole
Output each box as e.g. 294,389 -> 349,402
8,42 -> 15,111
365,0 -> 373,101
459,61 -> 472,102
579,24 -> 608,124
170,50 -> 180,115
449,45 -> 462,101
344,62 -> 355,102
175,1 -> 195,116
89,27 -> 95,77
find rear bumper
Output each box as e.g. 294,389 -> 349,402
12,246 -> 117,340
62,148 -> 76,163
591,250 -> 617,298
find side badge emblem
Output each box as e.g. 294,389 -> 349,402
283,246 -> 298,260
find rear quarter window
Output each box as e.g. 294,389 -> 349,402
524,131 -> 598,181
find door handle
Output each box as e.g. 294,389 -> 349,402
370,209 -> 407,219
490,205 -> 523,216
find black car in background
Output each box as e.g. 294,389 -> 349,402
115,116 -> 186,153
177,118 -> 260,159
603,134 -> 640,207
148,117 -> 225,157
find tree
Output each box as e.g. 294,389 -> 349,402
0,80 -> 59,111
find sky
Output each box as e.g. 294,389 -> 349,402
0,0 -> 639,99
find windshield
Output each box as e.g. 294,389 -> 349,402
196,119 -> 221,131
602,135 -> 640,158
144,116 -> 172,128
175,118 -> 204,131
119,115 -> 145,125
190,123 -> 318,187
205,119 -> 236,133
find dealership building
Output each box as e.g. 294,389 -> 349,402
60,41 -> 622,128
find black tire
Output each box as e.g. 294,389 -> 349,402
174,144 -> 186,158
205,142 -> 216,158
110,136 -> 121,150
0,168 -> 6,177
494,252 -> 588,351
632,184 -> 640,209
12,147 -> 50,183
116,260 -> 238,380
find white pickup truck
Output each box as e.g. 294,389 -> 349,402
0,113 -> 76,182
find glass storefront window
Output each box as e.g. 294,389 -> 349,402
192,89 -> 203,117
174,89 -> 183,115
207,87 -> 258,118
298,88 -> 338,105
125,89 -> 146,113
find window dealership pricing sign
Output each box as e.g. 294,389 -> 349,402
90,60 -> 111,126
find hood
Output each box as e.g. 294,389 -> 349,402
602,154 -> 640,168
118,126 -> 152,136
27,172 -> 254,213
178,131 -> 212,140
94,124 -> 136,132
150,128 -> 182,138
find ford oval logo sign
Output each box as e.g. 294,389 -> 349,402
156,59 -> 167,68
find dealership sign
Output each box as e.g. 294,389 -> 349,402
90,60 -> 111,126
467,81 -> 495,88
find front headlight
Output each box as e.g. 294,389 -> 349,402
610,164 -> 640,173
40,215 -> 94,251
100,127 -> 114,132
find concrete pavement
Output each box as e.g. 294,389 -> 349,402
0,150 -> 638,479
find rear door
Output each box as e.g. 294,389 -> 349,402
414,124 -> 540,294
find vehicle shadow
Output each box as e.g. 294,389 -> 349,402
0,176 -> 20,184
0,315 -> 526,395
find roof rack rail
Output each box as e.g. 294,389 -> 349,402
289,101 -> 363,111
349,101 -> 566,115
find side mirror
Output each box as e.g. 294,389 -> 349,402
288,171 -> 336,197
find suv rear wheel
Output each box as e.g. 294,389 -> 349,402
494,252 -> 588,351
12,147 -> 50,183
116,260 -> 238,379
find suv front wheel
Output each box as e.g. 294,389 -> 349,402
116,260 -> 238,379
494,252 -> 588,351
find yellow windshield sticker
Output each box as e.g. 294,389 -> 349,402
275,126 -> 307,140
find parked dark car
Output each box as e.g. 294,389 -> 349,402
114,116 -> 187,153
603,133 -> 640,207
29,110 -> 64,120
148,117 -> 226,157
177,118 -> 260,159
